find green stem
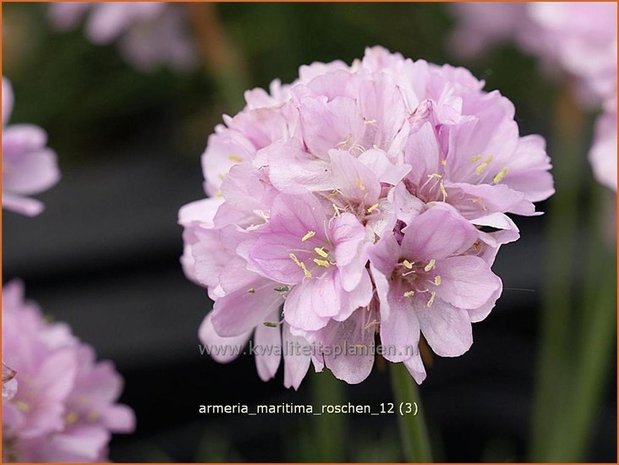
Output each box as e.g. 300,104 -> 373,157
542,186 -> 616,461
390,362 -> 432,462
530,86 -> 586,459
311,372 -> 346,462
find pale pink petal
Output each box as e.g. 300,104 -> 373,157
254,310 -> 282,382
282,323 -> 312,390
403,353 -> 427,384
310,308 -> 375,384
417,301 -> 473,357
198,314 -> 251,363
211,279 -> 283,337
401,203 -> 478,260
435,256 -> 502,310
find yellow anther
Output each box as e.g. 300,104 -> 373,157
263,321 -> 278,328
86,411 -> 100,422
228,154 -> 243,163
475,155 -> 494,175
434,275 -> 442,286
313,258 -> 331,267
402,259 -> 414,269
475,162 -> 489,175
424,259 -> 436,272
289,253 -> 312,278
301,264 -> 312,278
247,288 -> 256,294
302,230 -> 316,242
440,159 -> 447,166
65,412 -> 78,425
314,247 -> 329,258
355,178 -> 366,190
15,401 -> 29,412
471,154 -> 482,163
214,190 -> 223,197
427,291 -> 437,307
492,167 -> 509,184
367,203 -> 380,214
403,290 -> 415,298
439,182 -> 448,201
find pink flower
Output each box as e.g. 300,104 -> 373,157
247,192 -> 373,331
369,204 -> 502,382
2,280 -> 135,462
180,47 -> 553,387
450,3 -> 617,105
2,78 -> 60,217
589,96 -> 617,192
48,3 -> 197,72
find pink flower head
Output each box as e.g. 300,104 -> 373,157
2,78 -> 60,217
48,3 -> 197,72
2,280 -> 135,462
450,2 -> 617,105
180,46 -> 553,387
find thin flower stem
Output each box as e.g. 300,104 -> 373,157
390,362 -> 432,462
311,372 -> 347,461
543,185 -> 616,461
530,85 -> 586,459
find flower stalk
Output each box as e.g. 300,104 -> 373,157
530,85 -> 586,459
390,362 -> 432,462
311,372 -> 347,461
542,185 -> 616,461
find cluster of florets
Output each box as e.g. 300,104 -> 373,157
451,2 -> 617,191
49,2 -> 197,72
2,281 -> 135,462
180,46 -> 554,388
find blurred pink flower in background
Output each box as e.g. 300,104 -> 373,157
589,96 -> 617,192
2,78 -> 60,216
450,2 -> 617,191
179,46 -> 554,388
48,2 -> 197,72
2,280 -> 135,462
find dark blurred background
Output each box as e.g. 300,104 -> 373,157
3,3 -> 616,462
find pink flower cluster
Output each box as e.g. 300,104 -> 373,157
2,281 -> 135,462
2,78 -> 60,216
48,2 -> 197,72
450,2 -> 617,191
180,47 -> 554,388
